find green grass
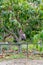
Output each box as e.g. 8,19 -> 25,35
9,53 -> 26,59
12,46 -> 18,51
0,53 -> 26,62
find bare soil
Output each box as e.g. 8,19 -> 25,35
0,59 -> 43,65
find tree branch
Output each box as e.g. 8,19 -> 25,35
4,26 -> 19,42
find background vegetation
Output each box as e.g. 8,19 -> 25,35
0,0 -> 43,52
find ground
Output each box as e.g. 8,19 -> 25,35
0,59 -> 43,65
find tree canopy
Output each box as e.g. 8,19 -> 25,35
0,0 -> 43,42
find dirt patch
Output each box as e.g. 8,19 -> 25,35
0,59 -> 43,65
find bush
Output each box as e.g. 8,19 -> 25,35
33,30 -> 43,52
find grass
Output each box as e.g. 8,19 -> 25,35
0,53 -> 43,62
0,53 -> 26,62
0,44 -> 43,61
12,46 -> 18,51
9,53 -> 26,59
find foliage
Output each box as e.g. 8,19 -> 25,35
33,30 -> 43,51
0,0 -> 43,42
